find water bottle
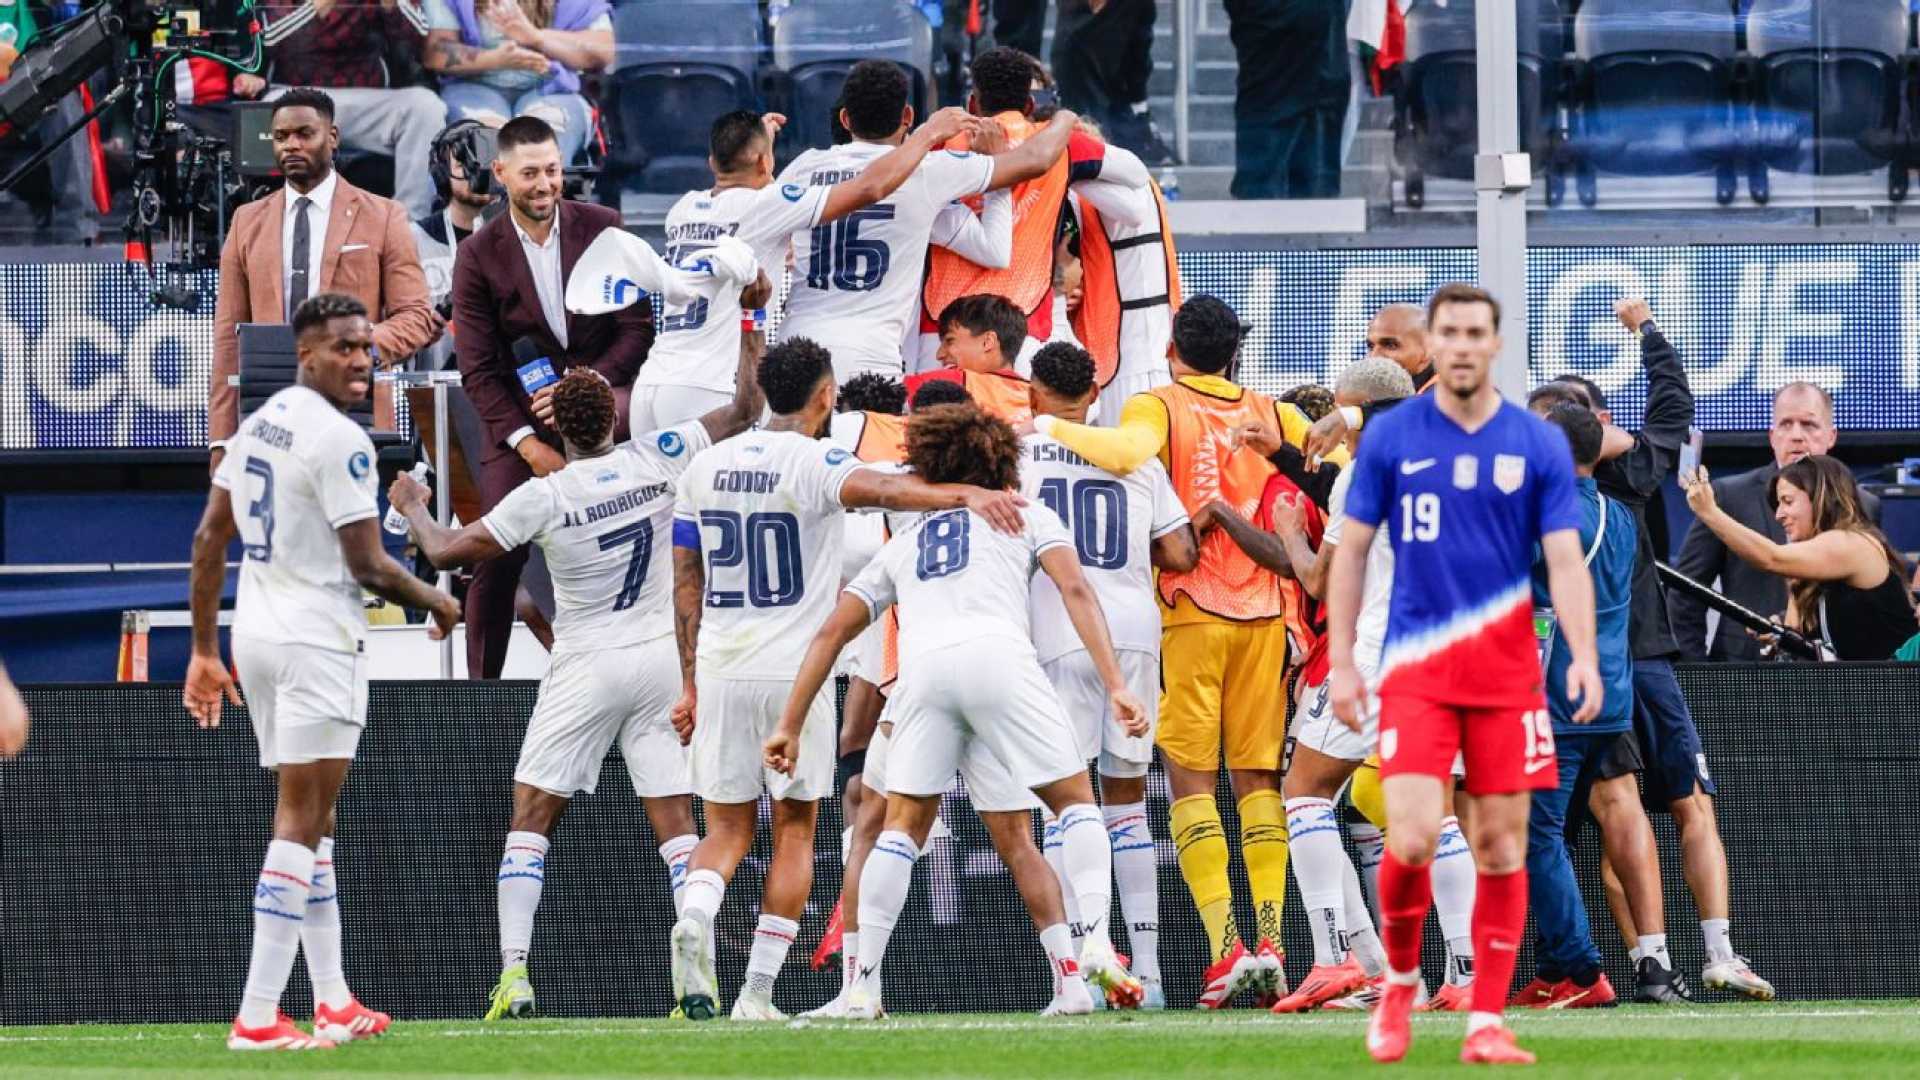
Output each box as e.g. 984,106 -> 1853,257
384,462 -> 432,536
1158,168 -> 1181,202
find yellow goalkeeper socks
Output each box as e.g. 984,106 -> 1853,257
1349,758 -> 1387,830
1171,793 -> 1238,962
1238,789 -> 1291,946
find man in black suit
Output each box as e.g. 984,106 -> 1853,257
452,115 -> 653,678
1671,380 -> 1878,662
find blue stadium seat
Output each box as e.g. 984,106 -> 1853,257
1392,0 -> 1564,209
1745,0 -> 1915,202
603,0 -> 764,195
769,0 -> 935,160
1568,0 -> 1744,205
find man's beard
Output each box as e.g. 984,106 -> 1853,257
513,194 -> 554,220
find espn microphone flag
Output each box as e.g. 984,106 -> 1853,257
565,231 -> 759,315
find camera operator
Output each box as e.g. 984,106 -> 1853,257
209,88 -> 442,472
410,119 -> 497,369
0,2 -> 102,242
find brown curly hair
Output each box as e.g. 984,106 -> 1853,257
549,368 -> 615,450
905,403 -> 1021,491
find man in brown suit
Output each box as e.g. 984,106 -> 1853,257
452,114 -> 654,678
209,88 -> 442,473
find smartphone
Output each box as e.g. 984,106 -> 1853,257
1678,426 -> 1704,479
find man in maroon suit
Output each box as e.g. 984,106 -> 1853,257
452,114 -> 653,678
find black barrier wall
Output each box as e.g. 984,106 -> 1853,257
5,665 -> 1919,1024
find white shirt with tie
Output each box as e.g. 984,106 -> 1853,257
281,169 -> 338,318
507,204 -> 569,451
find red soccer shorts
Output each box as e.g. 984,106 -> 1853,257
1376,695 -> 1558,795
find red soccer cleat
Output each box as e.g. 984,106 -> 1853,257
1365,979 -> 1419,1063
1198,940 -> 1261,1009
1460,1023 -> 1536,1065
1422,980 -> 1473,1012
1250,939 -> 1289,1007
1271,957 -> 1368,1014
1545,974 -> 1617,1009
227,1012 -> 335,1051
1509,976 -> 1557,1008
811,899 -> 845,971
313,998 -> 391,1042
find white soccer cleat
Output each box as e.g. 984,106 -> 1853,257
803,988 -> 851,1019
729,994 -> 788,1021
1079,941 -> 1145,1010
1703,957 -> 1776,1001
843,988 -> 887,1021
670,914 -> 719,1021
1140,976 -> 1167,1010
1041,977 -> 1095,1017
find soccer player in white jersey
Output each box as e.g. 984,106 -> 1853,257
184,294 -> 461,1051
1021,343 -> 1196,1009
634,105 -> 974,430
667,339 -> 1027,1022
768,403 -> 1148,1020
387,329 -> 762,1020
774,58 -> 1078,384
1062,138 -> 1178,425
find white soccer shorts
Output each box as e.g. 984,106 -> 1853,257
630,384 -> 731,433
515,636 -> 689,798
886,639 -> 1082,804
1290,676 -> 1378,764
1092,368 -> 1173,427
1040,648 -> 1159,779
690,674 -> 834,803
233,635 -> 366,769
862,706 -> 1035,812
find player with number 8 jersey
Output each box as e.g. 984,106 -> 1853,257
1327,284 -> 1600,1067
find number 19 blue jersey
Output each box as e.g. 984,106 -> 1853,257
1341,395 -> 1582,707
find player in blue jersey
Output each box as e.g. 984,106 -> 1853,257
1326,283 -> 1601,1067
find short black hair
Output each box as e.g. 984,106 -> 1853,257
938,293 -> 1027,361
497,115 -> 557,155
1544,401 -> 1604,468
1552,374 -> 1607,413
911,378 -> 971,411
971,46 -> 1037,115
1171,295 -> 1245,374
759,338 -> 835,415
272,87 -> 335,122
1030,342 -> 1094,399
840,60 -> 910,141
1527,382 -> 1587,412
839,372 -> 907,416
292,293 -> 367,336
709,110 -> 768,173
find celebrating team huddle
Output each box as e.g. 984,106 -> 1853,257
179,47 -> 1776,1070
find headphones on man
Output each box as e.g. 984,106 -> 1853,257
429,119 -> 499,202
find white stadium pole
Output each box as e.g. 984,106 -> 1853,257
1474,0 -> 1531,402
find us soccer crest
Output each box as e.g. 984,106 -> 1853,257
1494,453 -> 1527,494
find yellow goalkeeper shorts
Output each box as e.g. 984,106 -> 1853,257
1156,617 -> 1289,773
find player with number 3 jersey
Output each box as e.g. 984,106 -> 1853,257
1326,284 -> 1600,1067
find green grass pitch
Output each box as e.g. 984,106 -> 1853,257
2,1002 -> 1918,1078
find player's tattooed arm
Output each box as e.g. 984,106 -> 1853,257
1204,499 -> 1295,578
1037,545 -> 1148,736
184,487 -> 244,729
389,471 -> 508,569
338,519 -> 462,640
670,545 -> 704,743
767,594 -> 874,776
696,313 -> 766,443
1267,493 -> 1327,598
839,471 -> 1028,535
1150,523 -> 1199,574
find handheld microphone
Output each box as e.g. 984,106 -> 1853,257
512,337 -> 559,395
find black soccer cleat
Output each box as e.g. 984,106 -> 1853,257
1634,957 -> 1695,1004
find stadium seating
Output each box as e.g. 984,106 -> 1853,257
1392,0 -> 1564,208
601,0 -> 763,196
768,0 -> 935,164
1744,0 -> 1916,203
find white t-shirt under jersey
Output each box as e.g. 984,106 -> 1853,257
649,183 -> 831,394
214,385 -> 378,653
481,421 -> 711,655
847,505 -> 1072,670
1325,467 -> 1394,679
774,142 -> 995,380
1020,433 -> 1187,663
672,428 -> 867,679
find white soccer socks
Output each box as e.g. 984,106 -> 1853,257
852,831 -> 918,1002
1104,802 -> 1160,983
1286,797 -> 1351,968
302,837 -> 353,1010
1341,855 -> 1388,978
1041,814 -> 1087,953
741,914 -> 799,1005
659,834 -> 698,916
239,839 -> 315,1028
1432,816 -> 1477,986
497,831 -> 549,971
1054,804 -> 1115,947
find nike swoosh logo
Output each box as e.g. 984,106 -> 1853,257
1525,758 -> 1554,774
1401,459 -> 1437,475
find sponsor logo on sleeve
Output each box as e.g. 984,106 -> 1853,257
781,183 -> 806,202
348,450 -> 371,481
658,430 -> 687,458
825,448 -> 851,466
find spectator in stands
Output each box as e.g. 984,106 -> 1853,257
0,2 -> 102,241
209,89 -> 441,472
1052,0 -> 1174,165
421,0 -> 613,165
995,0 -> 1046,59
452,115 -> 652,678
1223,0 -> 1349,199
261,0 -> 448,218
1682,455 -> 1917,661
1672,382 -> 1881,661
